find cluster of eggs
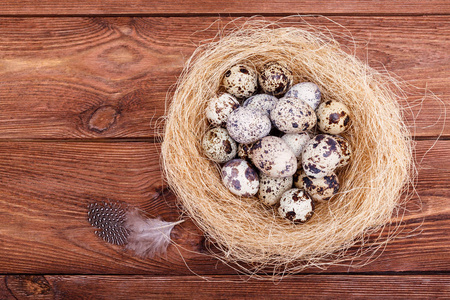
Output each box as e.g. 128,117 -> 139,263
202,62 -> 352,223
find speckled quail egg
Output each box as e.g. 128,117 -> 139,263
222,64 -> 258,99
316,100 -> 351,134
250,136 -> 297,178
237,143 -> 254,160
227,107 -> 271,144
258,62 -> 294,96
293,168 -> 308,189
302,134 -> 342,178
278,188 -> 315,223
243,94 -> 279,115
270,97 -> 316,133
281,132 -> 311,157
202,127 -> 237,163
221,159 -> 259,197
335,135 -> 352,168
302,172 -> 339,202
205,93 -> 240,127
258,174 -> 293,206
285,82 -> 322,110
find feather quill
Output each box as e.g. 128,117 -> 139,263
87,201 -> 183,258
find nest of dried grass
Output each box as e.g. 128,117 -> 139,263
161,19 -> 413,276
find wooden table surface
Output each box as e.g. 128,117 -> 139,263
0,1 -> 449,299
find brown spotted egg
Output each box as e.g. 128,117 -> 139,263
278,188 -> 314,223
258,174 -> 293,206
335,135 -> 352,168
243,94 -> 279,115
258,62 -> 293,96
285,82 -> 322,110
293,168 -> 308,189
202,127 -> 237,163
281,132 -> 311,158
302,134 -> 342,178
250,136 -> 297,178
222,64 -> 258,99
221,159 -> 259,197
237,143 -> 254,160
302,172 -> 339,202
205,93 -> 240,127
227,107 -> 271,144
270,97 -> 316,133
316,100 -> 351,134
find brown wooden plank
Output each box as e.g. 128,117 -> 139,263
0,0 -> 449,15
0,16 -> 448,139
2,275 -> 450,299
0,140 -> 448,275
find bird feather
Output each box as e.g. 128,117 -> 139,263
124,208 -> 183,258
87,201 -> 183,258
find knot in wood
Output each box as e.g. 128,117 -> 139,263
88,105 -> 118,133
6,275 -> 53,296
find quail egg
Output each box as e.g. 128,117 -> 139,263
237,143 -> 254,160
205,93 -> 240,127
285,82 -> 322,110
278,188 -> 314,223
251,136 -> 297,178
258,62 -> 294,96
302,134 -> 342,178
281,132 -> 311,157
335,135 -> 352,168
243,94 -> 279,115
293,168 -> 308,189
258,174 -> 293,206
202,127 -> 237,163
227,107 -> 271,144
316,100 -> 351,134
302,172 -> 339,202
222,64 -> 258,99
270,97 -> 316,133
221,159 -> 259,197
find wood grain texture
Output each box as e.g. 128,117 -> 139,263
0,140 -> 448,275
1,275 -> 450,299
0,16 -> 448,139
0,0 -> 449,16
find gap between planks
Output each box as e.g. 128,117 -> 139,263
0,0 -> 449,16
0,135 -> 446,143
1,13 -> 450,18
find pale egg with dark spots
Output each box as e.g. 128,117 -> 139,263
285,82 -> 322,110
250,136 -> 297,178
270,97 -> 316,133
278,188 -> 314,223
202,127 -> 237,163
259,62 -> 293,96
243,94 -> 279,115
302,134 -> 342,178
335,135 -> 352,168
227,107 -> 271,144
258,174 -> 293,206
302,172 -> 339,202
316,100 -> 351,134
221,159 -> 259,197
205,93 -> 239,127
293,168 -> 308,190
281,132 -> 311,158
222,64 -> 258,99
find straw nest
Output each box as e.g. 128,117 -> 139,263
161,20 -> 413,275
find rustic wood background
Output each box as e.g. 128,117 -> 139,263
0,1 -> 449,299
